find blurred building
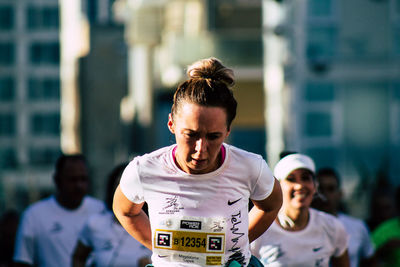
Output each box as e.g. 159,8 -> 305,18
263,0 -> 400,217
3,0 -> 398,219
0,0 -> 60,211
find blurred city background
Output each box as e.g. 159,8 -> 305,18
0,0 -> 399,220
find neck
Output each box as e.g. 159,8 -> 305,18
55,194 -> 82,210
278,206 -> 310,231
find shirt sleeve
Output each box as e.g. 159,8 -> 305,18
250,159 -> 275,201
119,158 -> 145,204
13,209 -> 35,265
332,217 -> 349,257
360,221 -> 375,258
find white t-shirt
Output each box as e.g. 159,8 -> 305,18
120,143 -> 275,267
79,210 -> 152,267
251,208 -> 349,267
338,213 -> 375,267
14,195 -> 105,267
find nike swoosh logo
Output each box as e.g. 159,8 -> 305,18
158,255 -> 168,258
228,198 -> 242,205
313,246 -> 323,252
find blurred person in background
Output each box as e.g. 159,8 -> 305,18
0,210 -> 19,267
13,154 -> 105,267
113,57 -> 282,267
371,185 -> 400,267
313,167 -> 376,267
251,153 -> 350,267
72,163 -> 152,267
366,188 -> 396,232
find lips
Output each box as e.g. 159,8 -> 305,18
191,158 -> 206,165
292,191 -> 309,200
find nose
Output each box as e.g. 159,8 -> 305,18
293,181 -> 304,190
195,138 -> 207,154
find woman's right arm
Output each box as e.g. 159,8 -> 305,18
112,185 -> 152,250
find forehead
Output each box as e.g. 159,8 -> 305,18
317,174 -> 337,184
288,168 -> 313,176
59,159 -> 88,176
175,102 -> 228,129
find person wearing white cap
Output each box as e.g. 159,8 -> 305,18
251,153 -> 350,267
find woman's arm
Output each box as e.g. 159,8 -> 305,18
112,185 -> 152,250
331,249 -> 350,267
72,241 -> 92,267
248,178 -> 282,243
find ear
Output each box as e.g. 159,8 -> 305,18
167,113 -> 175,134
226,128 -> 231,138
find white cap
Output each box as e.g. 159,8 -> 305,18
274,153 -> 316,181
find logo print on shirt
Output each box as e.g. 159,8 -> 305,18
180,220 -> 202,230
160,195 -> 184,215
313,246 -> 323,252
101,240 -> 113,250
263,245 -> 285,263
227,198 -> 242,206
211,220 -> 225,232
228,211 -> 245,254
50,222 -> 63,233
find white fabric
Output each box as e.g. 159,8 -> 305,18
120,143 -> 275,267
274,154 -> 315,181
14,195 -> 105,267
251,208 -> 349,267
79,211 -> 152,267
338,213 -> 375,267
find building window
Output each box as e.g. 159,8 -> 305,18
0,77 -> 15,101
0,113 -> 15,136
207,0 -> 262,31
306,26 -> 337,61
305,146 -> 337,168
0,147 -> 17,169
28,78 -> 60,100
304,112 -> 332,137
27,6 -> 59,30
0,42 -> 15,65
29,42 -> 60,65
304,82 -> 335,102
0,6 -> 14,30
30,113 -> 60,136
307,0 -> 333,18
29,147 -> 60,166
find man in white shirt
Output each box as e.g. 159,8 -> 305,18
314,167 -> 376,267
13,154 -> 105,267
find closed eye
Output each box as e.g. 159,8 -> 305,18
207,133 -> 221,140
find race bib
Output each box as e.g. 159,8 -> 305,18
153,216 -> 227,266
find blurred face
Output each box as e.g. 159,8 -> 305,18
317,174 -> 341,213
168,102 -> 230,174
281,168 -> 316,210
56,159 -> 89,207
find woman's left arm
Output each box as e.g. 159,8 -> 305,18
72,241 -> 92,267
331,250 -> 350,267
248,178 -> 282,243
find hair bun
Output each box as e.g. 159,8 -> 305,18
187,57 -> 235,87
